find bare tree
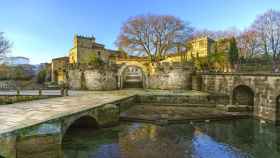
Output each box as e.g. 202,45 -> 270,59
116,14 -> 193,61
251,10 -> 280,70
0,32 -> 11,57
238,29 -> 259,58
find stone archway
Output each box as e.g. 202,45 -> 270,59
62,115 -> 100,156
232,85 -> 254,106
118,62 -> 148,89
122,66 -> 144,88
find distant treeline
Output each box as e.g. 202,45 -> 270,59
0,64 -> 34,80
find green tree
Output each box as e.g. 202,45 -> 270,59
208,52 -> 226,72
37,69 -> 47,84
228,37 -> 239,68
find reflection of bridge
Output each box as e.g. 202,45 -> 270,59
200,73 -> 280,122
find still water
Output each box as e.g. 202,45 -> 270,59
62,119 -> 280,158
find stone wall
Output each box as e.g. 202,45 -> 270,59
135,93 -> 228,105
200,73 -> 280,122
148,65 -> 192,90
69,63 -> 194,90
84,69 -> 117,90
68,69 -> 82,89
68,68 -> 117,90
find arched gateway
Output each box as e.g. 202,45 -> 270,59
118,62 -> 148,89
123,66 -> 144,88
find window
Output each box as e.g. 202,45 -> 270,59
199,40 -> 206,48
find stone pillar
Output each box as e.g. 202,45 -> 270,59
0,134 -> 17,158
16,122 -> 62,158
192,75 -> 202,91
93,104 -> 119,127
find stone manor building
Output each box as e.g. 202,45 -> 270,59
51,35 -> 230,86
51,35 -> 119,84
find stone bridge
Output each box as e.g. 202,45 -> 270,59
199,73 -> 280,122
0,91 -> 136,158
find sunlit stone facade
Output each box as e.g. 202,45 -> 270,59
186,36 -> 215,60
69,35 -> 116,64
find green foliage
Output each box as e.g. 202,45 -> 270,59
191,55 -> 209,71
208,52 -> 227,71
228,37 -> 239,66
84,53 -> 105,66
37,69 -> 47,84
191,50 -> 227,72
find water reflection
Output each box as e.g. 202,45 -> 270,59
60,119 -> 280,158
192,127 -> 250,158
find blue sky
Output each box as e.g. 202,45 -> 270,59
1,0 -> 280,64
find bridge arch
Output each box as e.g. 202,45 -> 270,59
232,85 -> 254,106
118,62 -> 148,89
62,115 -> 99,138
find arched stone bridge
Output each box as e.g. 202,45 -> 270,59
199,73 -> 280,122
0,91 -> 136,158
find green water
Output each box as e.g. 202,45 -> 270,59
62,119 -> 280,158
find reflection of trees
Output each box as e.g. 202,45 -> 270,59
119,124 -> 186,158
61,120 -> 280,158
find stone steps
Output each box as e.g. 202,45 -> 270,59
135,103 -> 217,108
120,114 -> 251,124
217,105 -> 253,112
